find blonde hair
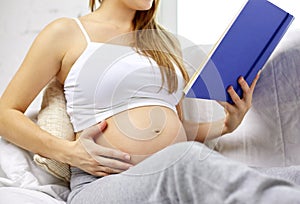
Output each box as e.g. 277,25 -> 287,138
89,0 -> 101,12
89,0 -> 189,93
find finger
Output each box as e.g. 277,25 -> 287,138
89,163 -> 128,177
81,121 -> 107,140
238,77 -> 250,93
227,86 -> 242,107
97,120 -> 107,132
92,171 -> 109,177
91,145 -> 131,162
96,165 -> 125,174
238,77 -> 252,102
81,125 -> 102,139
82,164 -> 122,177
250,69 -> 261,91
94,155 -> 133,170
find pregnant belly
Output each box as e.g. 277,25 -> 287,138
95,106 -> 187,164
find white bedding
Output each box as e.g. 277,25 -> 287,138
0,187 -> 65,204
0,137 -> 69,203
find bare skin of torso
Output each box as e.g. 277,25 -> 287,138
77,107 -> 187,164
56,16 -> 187,165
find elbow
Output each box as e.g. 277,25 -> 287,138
0,105 -> 6,133
0,102 -> 5,121
182,120 -> 204,142
0,102 -> 12,133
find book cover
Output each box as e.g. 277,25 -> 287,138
183,0 -> 294,103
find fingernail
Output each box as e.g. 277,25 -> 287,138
257,69 -> 262,76
125,154 -> 131,160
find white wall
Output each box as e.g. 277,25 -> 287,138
0,0 -> 89,96
177,0 -> 299,45
157,0 -> 177,34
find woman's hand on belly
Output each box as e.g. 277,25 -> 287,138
73,121 -> 133,176
95,106 -> 187,164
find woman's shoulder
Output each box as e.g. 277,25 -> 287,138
41,17 -> 78,37
32,17 -> 82,51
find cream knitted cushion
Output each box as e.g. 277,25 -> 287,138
33,79 -> 75,182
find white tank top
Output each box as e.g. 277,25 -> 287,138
64,18 -> 185,132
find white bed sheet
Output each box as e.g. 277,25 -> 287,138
0,137 -> 69,203
0,187 -> 65,204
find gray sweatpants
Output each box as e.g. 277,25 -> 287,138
67,142 -> 300,204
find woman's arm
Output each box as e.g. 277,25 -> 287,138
183,71 -> 261,142
0,18 -> 69,158
0,18 -> 132,176
183,119 -> 225,142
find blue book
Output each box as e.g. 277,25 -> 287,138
183,0 -> 294,103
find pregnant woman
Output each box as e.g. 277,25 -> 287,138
1,0 -> 300,203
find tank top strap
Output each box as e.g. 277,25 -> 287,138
72,18 -> 91,43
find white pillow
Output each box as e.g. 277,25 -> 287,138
34,79 -> 75,182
